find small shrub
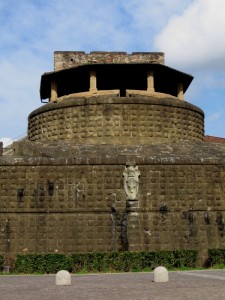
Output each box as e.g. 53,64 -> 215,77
86,253 -> 108,272
15,254 -> 51,273
0,255 -> 4,271
173,249 -> 198,268
12,249 -> 199,274
15,254 -> 71,274
208,249 -> 225,267
70,253 -> 87,273
44,254 -> 71,273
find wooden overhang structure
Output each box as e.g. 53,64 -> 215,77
40,63 -> 193,102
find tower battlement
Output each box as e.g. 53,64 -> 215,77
54,51 -> 165,70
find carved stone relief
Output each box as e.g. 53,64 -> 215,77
123,164 -> 140,200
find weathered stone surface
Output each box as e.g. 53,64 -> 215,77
56,270 -> 71,286
123,164 -> 140,200
7,140 -> 225,164
54,51 -> 165,70
0,159 -> 225,257
154,266 -> 169,282
28,97 -> 204,144
1,50 -> 225,264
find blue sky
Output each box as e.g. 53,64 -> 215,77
1,0 -> 225,146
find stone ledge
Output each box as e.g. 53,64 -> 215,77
56,90 -> 120,101
2,140 -> 225,165
126,90 -> 177,100
29,96 -> 204,119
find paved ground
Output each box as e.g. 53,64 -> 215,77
1,270 -> 225,300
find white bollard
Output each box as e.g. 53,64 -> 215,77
55,270 -> 71,286
153,266 -> 169,282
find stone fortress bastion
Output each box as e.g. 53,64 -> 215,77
1,51 -> 225,265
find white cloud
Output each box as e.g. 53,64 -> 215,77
0,50 -> 45,138
121,0 -> 192,30
154,0 -> 225,71
0,137 -> 14,148
0,0 -> 192,58
0,0 -> 225,140
154,0 -> 225,139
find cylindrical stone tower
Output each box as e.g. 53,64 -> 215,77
29,51 -> 204,144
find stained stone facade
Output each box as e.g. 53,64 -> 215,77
28,97 -> 204,144
1,51 -> 225,265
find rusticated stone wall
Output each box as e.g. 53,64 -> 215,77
54,51 -> 165,71
28,97 -> 204,144
1,160 -> 225,263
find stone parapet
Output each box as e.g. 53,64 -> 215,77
6,140 -> 225,165
54,51 -> 165,70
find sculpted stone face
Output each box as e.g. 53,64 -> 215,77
123,165 -> 140,200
